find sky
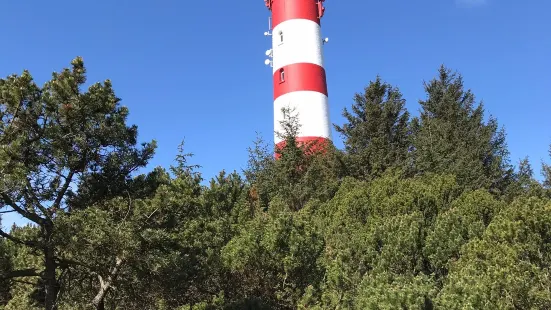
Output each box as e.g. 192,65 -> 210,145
0,0 -> 550,226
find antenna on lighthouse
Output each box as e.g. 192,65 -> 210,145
264,17 -> 272,36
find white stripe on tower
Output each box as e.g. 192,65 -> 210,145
271,19 -> 324,73
266,0 -> 332,154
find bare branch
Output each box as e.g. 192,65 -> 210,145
146,208 -> 159,221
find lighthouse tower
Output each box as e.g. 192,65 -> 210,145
264,0 -> 332,155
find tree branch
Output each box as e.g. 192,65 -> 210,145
0,192 -> 44,225
1,268 -> 41,279
12,279 -> 39,285
0,227 -> 41,249
25,177 -> 52,220
53,170 -> 75,210
92,257 -> 124,309
56,257 -> 100,274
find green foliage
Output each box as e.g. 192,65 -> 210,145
222,202 -> 324,309
2,225 -> 43,310
316,173 -> 461,308
335,76 -> 411,180
354,272 -> 437,309
2,59 -> 550,310
151,169 -> 249,309
248,108 -> 346,212
0,226 -> 12,306
410,66 -> 513,194
504,157 -> 546,201
0,57 -> 155,309
437,196 -> 551,309
424,190 -> 503,279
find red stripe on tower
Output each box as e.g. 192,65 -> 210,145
264,0 -> 332,158
270,0 -> 321,28
273,63 -> 328,100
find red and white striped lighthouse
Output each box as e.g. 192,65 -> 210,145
264,0 -> 332,155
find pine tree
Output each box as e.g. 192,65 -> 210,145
0,57 -> 155,310
517,157 -> 535,187
334,76 -> 410,180
410,65 -> 513,194
245,107 -> 344,212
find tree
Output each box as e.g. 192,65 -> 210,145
57,144 -> 251,309
424,189 -> 503,280
243,132 -> 274,211
334,76 -> 411,180
0,57 -> 155,310
221,199 -> 325,309
49,167 -> 171,310
437,196 -> 551,308
0,220 -> 13,306
542,145 -> 551,189
150,168 -> 249,309
518,157 -> 535,188
0,224 -> 44,309
315,173 -> 462,309
503,157 -> 545,201
249,107 -> 345,212
410,65 -> 513,194
244,133 -> 272,184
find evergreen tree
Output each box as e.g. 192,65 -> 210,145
542,145 -> 551,189
518,157 -> 535,187
410,65 -> 513,194
221,199 -> 324,309
243,132 -> 273,186
0,57 -> 155,310
504,157 -> 545,201
334,76 -> 410,180
3,57 -> 551,309
314,173 -> 465,309
249,107 -> 345,212
437,196 -> 551,309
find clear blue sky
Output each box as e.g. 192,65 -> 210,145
1,0 -> 550,225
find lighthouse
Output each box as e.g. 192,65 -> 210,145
264,0 -> 332,156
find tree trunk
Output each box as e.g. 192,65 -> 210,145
96,298 -> 105,310
92,277 -> 109,310
44,224 -> 58,310
92,257 -> 123,310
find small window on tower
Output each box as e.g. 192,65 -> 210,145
279,31 -> 284,44
279,69 -> 285,83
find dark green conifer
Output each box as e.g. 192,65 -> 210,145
410,65 -> 513,194
335,76 -> 411,180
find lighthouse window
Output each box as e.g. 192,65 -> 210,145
279,69 -> 285,83
279,31 -> 284,44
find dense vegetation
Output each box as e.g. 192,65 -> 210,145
1,58 -> 550,309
